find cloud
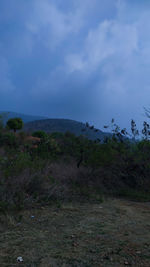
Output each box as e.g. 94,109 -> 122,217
26,0 -> 117,50
65,2 -> 148,97
0,53 -> 15,93
62,0 -> 150,128
26,0 -> 85,50
1,0 -> 150,129
66,12 -> 138,73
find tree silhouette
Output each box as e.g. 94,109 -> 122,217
7,118 -> 23,132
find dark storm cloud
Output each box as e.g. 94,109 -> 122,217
0,0 -> 150,130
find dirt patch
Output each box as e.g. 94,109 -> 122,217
0,199 -> 150,266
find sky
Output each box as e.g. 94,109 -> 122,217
1,0 -> 150,132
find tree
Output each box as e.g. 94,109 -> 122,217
142,121 -> 150,140
144,107 -> 150,118
7,118 -> 23,132
131,119 -> 139,140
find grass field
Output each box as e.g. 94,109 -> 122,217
0,198 -> 150,266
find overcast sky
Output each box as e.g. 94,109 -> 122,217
1,0 -> 150,131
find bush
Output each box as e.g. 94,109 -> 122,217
0,132 -> 18,148
36,137 -> 61,159
32,130 -> 48,139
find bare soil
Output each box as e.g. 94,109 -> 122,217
0,198 -> 150,266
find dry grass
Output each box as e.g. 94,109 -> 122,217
0,198 -> 150,266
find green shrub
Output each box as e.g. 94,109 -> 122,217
37,137 -> 61,159
32,130 -> 48,139
4,152 -> 32,177
1,132 -> 18,148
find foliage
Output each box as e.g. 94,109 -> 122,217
131,119 -> 139,140
36,135 -> 61,159
1,116 -> 150,211
142,121 -> 150,140
32,130 -> 48,139
7,117 -> 23,132
0,132 -> 18,148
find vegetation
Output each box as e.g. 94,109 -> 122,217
24,118 -> 111,141
1,116 -> 150,265
32,130 -> 48,139
0,116 -> 149,212
7,117 -> 23,132
1,199 -> 150,266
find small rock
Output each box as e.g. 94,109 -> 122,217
72,242 -> 78,247
17,256 -> 23,262
124,261 -> 129,265
136,250 -> 141,254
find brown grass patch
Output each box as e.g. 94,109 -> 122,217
0,199 -> 150,266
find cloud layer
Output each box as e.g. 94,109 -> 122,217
0,0 -> 150,130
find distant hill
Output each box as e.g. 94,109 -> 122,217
0,111 -> 112,141
0,111 -> 47,124
24,118 -> 111,141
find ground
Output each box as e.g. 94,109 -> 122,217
0,198 -> 150,266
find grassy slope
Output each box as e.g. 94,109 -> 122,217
1,199 -> 150,266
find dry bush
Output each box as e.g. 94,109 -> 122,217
42,160 -> 103,201
0,168 -> 45,211
1,154 -> 150,212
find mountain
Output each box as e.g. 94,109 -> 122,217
0,111 -> 47,124
24,118 -> 111,141
0,111 -> 112,141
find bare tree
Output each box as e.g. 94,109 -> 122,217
144,107 -> 150,118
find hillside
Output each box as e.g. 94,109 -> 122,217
0,114 -> 150,266
24,118 -> 111,141
0,111 -> 47,124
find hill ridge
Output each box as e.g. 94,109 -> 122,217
24,118 -> 111,141
0,111 -> 47,123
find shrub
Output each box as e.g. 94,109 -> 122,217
1,132 -> 18,148
32,130 -> 48,139
36,137 -> 61,159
